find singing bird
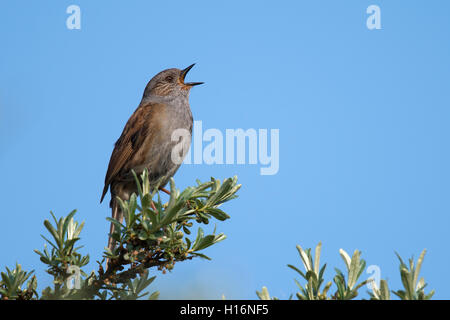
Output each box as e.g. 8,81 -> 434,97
100,64 -> 203,254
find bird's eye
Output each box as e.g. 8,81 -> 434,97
165,75 -> 174,82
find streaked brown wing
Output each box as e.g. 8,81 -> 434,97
100,102 -> 163,203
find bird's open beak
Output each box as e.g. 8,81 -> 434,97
181,63 -> 204,86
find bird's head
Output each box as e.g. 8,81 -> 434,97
143,64 -> 203,98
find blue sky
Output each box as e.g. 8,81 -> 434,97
1,1 -> 449,299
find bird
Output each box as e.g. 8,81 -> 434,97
100,64 -> 203,258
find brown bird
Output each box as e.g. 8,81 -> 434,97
100,64 -> 203,255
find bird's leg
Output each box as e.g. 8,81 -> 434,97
151,201 -> 158,212
159,187 -> 194,211
152,188 -> 169,214
159,187 -> 171,195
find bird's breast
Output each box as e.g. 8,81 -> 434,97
139,101 -> 193,181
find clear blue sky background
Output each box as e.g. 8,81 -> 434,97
1,1 -> 449,299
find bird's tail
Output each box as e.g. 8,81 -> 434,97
107,198 -> 123,268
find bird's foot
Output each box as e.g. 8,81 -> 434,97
151,201 -> 158,213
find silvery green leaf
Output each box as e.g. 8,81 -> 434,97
322,281 -> 332,297
416,277 -> 426,292
339,249 -> 351,272
296,245 -> 312,271
314,242 -> 322,276
413,249 -> 426,291
148,291 -> 160,300
256,286 -> 271,300
347,250 -> 361,290
379,279 -> 390,300
287,264 -> 307,279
